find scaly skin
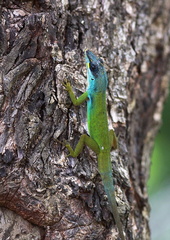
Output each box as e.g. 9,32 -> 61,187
63,50 -> 125,240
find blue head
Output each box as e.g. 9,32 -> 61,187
85,50 -> 108,93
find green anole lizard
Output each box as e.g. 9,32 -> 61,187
63,50 -> 125,240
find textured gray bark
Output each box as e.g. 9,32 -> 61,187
0,0 -> 169,240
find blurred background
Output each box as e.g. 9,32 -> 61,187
148,88 -> 170,240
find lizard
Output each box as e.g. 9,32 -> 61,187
63,50 -> 125,240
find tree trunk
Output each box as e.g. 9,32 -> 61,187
0,1 -> 169,240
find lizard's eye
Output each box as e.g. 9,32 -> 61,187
90,63 -> 96,71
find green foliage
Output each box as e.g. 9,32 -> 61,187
148,89 -> 170,194
149,88 -> 170,239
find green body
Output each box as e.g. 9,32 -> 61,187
63,50 -> 125,240
88,92 -> 112,175
88,92 -> 109,149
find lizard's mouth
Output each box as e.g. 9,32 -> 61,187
85,50 -> 97,63
85,50 -> 104,67
85,50 -> 99,78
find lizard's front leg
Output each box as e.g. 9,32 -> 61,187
63,80 -> 88,106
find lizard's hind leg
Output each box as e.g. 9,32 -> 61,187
65,134 -> 100,157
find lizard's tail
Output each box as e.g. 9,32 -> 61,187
101,172 -> 125,240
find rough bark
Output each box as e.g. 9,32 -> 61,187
0,0 -> 169,240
